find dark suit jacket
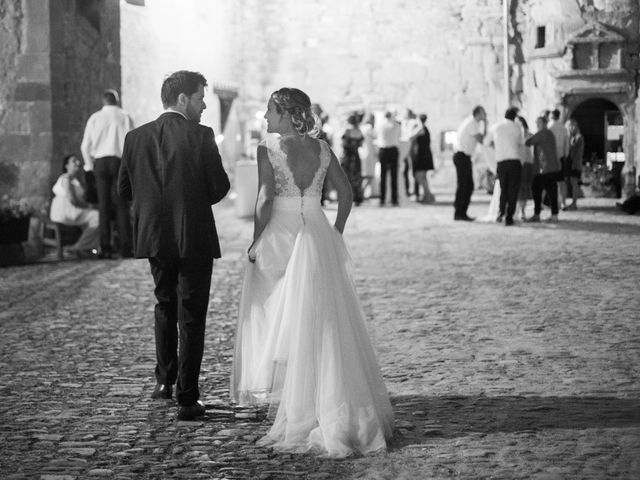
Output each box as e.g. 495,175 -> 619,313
118,112 -> 230,259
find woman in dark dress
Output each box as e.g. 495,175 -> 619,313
410,113 -> 435,204
340,113 -> 364,205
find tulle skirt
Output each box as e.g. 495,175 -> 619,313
231,196 -> 394,458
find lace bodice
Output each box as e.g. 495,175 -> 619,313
263,136 -> 331,198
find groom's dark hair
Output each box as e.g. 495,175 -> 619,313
161,71 -> 207,108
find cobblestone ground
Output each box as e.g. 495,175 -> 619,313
1,191 -> 639,480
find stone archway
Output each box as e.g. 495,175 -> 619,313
569,97 -> 621,164
566,96 -> 626,197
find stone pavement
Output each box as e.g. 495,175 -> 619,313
1,191 -> 639,480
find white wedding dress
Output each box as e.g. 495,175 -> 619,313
231,136 -> 394,458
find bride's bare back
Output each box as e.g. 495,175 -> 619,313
279,136 -> 322,193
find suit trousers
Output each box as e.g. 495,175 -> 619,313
497,159 -> 522,221
379,146 -> 399,205
149,257 -> 213,406
532,172 -> 559,216
94,156 -> 132,255
453,152 -> 474,216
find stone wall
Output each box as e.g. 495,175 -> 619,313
0,0 -> 120,213
50,0 -> 120,187
233,0 -> 484,159
120,0 -> 638,183
0,0 -> 49,207
3,0 -> 638,217
517,0 -> 639,192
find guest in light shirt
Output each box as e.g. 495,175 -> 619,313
376,112 -> 401,206
453,106 -> 487,221
81,89 -> 134,258
485,107 -> 525,226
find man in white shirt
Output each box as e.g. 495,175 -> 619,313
377,111 -> 402,206
81,89 -> 134,258
453,105 -> 486,220
485,107 -> 525,226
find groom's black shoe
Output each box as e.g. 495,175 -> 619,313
151,384 -> 173,400
177,400 -> 206,421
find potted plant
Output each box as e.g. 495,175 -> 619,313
0,195 -> 35,245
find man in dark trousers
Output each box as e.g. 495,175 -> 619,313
81,89 -> 134,258
485,107 -> 524,226
453,105 -> 487,221
118,71 -> 230,420
525,116 -> 561,223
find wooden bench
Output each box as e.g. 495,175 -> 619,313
42,221 -> 82,260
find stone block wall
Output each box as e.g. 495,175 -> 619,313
0,0 -> 120,213
119,0 -> 638,180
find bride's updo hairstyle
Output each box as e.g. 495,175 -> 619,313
271,87 -> 321,137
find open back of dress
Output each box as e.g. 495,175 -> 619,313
231,136 -> 394,458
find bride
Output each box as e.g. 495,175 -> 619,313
231,88 -> 394,458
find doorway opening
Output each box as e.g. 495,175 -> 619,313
570,98 -> 624,197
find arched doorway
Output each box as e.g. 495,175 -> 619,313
569,98 -> 624,197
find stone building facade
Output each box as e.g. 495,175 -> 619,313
2,0 -> 639,223
0,0 -> 120,212
121,0 -> 639,196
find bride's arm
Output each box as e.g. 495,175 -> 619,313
325,150 -> 353,234
248,145 -> 274,261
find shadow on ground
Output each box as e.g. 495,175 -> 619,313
389,394 -> 640,449
517,217 -> 640,235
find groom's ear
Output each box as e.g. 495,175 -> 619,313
177,92 -> 189,107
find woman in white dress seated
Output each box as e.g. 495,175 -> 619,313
231,88 -> 394,458
50,154 -> 99,254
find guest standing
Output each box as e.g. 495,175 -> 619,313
359,113 -> 377,198
312,103 -> 334,206
525,117 -> 561,223
562,119 -> 584,211
453,106 -> 487,221
81,89 -> 134,258
400,109 -> 421,198
340,113 -> 364,205
516,116 -> 534,220
377,111 -> 401,206
485,107 -> 524,226
548,109 -> 570,208
410,113 -> 435,204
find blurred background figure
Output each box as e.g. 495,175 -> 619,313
377,111 -> 401,206
81,89 -> 134,259
359,112 -> 377,200
312,103 -> 335,206
340,112 -> 365,206
516,116 -> 534,220
49,154 -> 100,256
548,109 -> 570,209
453,105 -> 487,221
563,118 -> 585,211
399,108 -> 421,198
526,116 -> 561,223
410,113 -> 435,204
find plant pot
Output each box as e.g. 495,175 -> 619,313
0,216 -> 31,245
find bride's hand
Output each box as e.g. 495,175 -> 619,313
247,243 -> 257,263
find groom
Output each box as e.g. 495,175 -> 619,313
118,70 -> 230,420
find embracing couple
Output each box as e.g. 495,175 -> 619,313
118,71 -> 393,458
